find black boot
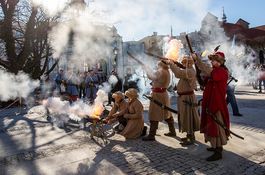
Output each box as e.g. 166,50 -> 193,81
181,134 -> 195,141
206,147 -> 223,161
206,147 -> 215,151
180,134 -> 195,145
142,121 -> 158,141
164,116 -> 176,137
141,126 -> 147,136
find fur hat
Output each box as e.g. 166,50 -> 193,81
180,56 -> 194,66
156,60 -> 169,70
208,51 -> 226,65
112,91 -> 125,99
125,88 -> 139,99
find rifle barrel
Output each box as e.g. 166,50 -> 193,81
143,51 -> 185,68
143,51 -> 167,60
127,51 -> 144,66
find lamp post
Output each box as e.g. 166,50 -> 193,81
113,47 -> 118,72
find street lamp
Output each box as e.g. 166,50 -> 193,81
113,47 -> 118,71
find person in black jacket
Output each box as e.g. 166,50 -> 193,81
107,70 -> 122,106
123,69 -> 139,92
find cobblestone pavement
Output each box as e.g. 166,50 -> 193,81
0,123 -> 265,175
0,85 -> 265,175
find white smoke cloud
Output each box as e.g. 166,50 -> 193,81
89,0 -> 211,41
49,22 -> 71,58
98,75 -> 117,94
0,71 -> 40,101
127,67 -> 151,103
32,0 -> 67,17
43,89 -> 107,127
193,20 -> 256,86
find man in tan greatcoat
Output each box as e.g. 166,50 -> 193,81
166,56 -> 200,145
142,60 -> 176,141
102,91 -> 128,132
115,88 -> 145,139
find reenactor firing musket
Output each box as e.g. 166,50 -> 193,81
143,51 -> 185,69
186,35 -> 243,140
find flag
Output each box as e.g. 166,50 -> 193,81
231,35 -> 235,55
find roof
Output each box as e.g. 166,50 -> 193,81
236,18 -> 250,25
202,12 -> 218,24
220,22 -> 265,40
219,22 -> 245,39
253,25 -> 265,31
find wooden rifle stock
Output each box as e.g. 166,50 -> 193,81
227,75 -> 238,86
143,51 -> 184,69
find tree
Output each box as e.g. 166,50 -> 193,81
0,0 -> 59,79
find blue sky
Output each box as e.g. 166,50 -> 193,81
89,0 -> 265,41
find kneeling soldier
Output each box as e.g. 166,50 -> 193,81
102,91 -> 128,132
117,88 -> 146,139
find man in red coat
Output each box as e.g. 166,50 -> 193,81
191,51 -> 230,161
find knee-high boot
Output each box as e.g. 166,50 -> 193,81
164,116 -> 176,136
142,121 -> 158,141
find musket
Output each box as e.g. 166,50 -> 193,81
227,75 -> 238,86
185,35 -> 205,86
182,100 -> 199,107
206,108 -> 244,140
143,94 -> 178,114
185,35 -> 194,53
127,51 -> 145,66
143,51 -> 185,69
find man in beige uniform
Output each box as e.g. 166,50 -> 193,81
142,60 -> 176,141
167,56 -> 200,145
102,91 -> 128,132
120,88 -> 145,139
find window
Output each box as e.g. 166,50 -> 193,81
126,46 -> 129,50
98,62 -> 103,71
209,31 -> 211,35
139,46 -> 142,50
84,62 -> 88,72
